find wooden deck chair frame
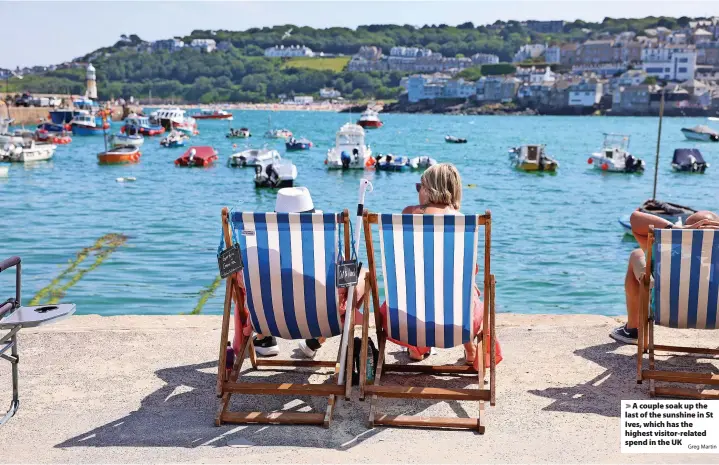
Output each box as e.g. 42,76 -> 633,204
215,207 -> 359,428
359,210 -> 496,433
636,227 -> 719,400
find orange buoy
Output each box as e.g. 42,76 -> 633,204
601,163 -> 609,171
587,157 -> 593,164
365,157 -> 376,167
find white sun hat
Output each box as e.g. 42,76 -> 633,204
275,186 -> 316,213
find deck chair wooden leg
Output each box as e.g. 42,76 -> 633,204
344,298 -> 357,400
359,279 -> 371,401
369,334 -> 386,428
489,275 -> 496,407
637,281 -> 647,384
215,334 -> 251,426
648,318 -> 656,397
477,339 -> 486,434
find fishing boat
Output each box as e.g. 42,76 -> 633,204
160,131 -> 188,148
150,108 -> 197,135
254,153 -> 297,188
357,108 -> 383,129
37,122 -> 67,134
286,137 -> 313,151
70,113 -> 110,136
325,123 -> 371,169
109,133 -> 143,148
588,134 -> 644,173
97,146 -> 141,164
174,146 -> 218,167
445,135 -> 467,144
191,108 -> 233,120
121,114 -> 164,136
671,148 -> 708,173
6,140 -> 56,163
375,154 -> 410,172
680,125 -> 719,142
48,109 -> 77,125
226,127 -> 251,139
409,156 -> 437,170
509,144 -> 559,172
34,129 -> 71,145
228,147 -> 280,167
264,115 -> 292,139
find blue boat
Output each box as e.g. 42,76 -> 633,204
70,113 -> 110,136
49,109 -> 78,124
37,122 -> 67,133
376,154 -> 410,172
285,137 -> 312,151
123,114 -> 165,136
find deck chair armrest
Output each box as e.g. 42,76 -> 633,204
0,256 -> 20,273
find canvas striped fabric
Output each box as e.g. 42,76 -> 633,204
230,212 -> 343,339
652,229 -> 719,329
377,214 -> 480,348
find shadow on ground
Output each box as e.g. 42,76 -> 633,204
529,341 -> 719,418
55,348 -> 484,450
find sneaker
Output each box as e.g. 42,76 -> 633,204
253,336 -> 279,356
609,324 -> 638,345
298,338 -> 322,358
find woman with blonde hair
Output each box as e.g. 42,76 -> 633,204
386,163 -> 503,369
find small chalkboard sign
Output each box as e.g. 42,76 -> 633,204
336,260 -> 360,288
218,244 -> 243,279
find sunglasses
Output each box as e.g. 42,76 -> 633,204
415,183 -> 422,193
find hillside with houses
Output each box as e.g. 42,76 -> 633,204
3,17 -> 719,115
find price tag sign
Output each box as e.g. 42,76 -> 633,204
336,260 -> 360,288
218,244 -> 243,279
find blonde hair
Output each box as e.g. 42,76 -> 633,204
420,163 -> 462,210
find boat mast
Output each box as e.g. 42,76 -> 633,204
652,89 -> 665,201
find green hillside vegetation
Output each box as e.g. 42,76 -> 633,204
7,16 -> 706,103
281,56 -> 351,72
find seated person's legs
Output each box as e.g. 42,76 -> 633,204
610,248 -> 645,344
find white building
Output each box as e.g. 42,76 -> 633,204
264,45 -> 315,58
471,53 -> 500,65
293,95 -> 314,105
568,79 -> 603,107
512,44 -> 546,63
641,45 -> 697,81
544,46 -> 561,64
516,66 -> 555,84
319,88 -> 341,99
190,39 -> 216,53
443,78 -> 477,99
407,74 -> 451,102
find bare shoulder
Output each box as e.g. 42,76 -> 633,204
402,205 -> 421,214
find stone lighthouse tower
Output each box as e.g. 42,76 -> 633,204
85,63 -> 97,100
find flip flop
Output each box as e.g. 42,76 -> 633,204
407,347 -> 429,361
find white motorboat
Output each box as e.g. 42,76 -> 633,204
150,108 -> 197,135
588,133 -> 644,173
110,133 -> 144,148
509,144 -> 559,172
264,115 -> 292,139
0,119 -> 32,146
160,130 -> 188,148
681,125 -> 719,142
229,147 -> 280,167
409,156 -> 437,170
325,123 -> 372,170
6,140 -> 56,163
357,108 -> 383,129
254,152 -> 297,188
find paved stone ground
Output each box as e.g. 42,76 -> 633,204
0,314 -> 717,463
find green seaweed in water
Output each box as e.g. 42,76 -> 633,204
29,233 -> 128,305
190,275 -> 223,315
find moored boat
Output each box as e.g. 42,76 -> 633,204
34,129 -> 72,145
70,113 -> 110,136
97,146 -> 141,164
6,140 -> 56,162
191,108 -> 233,120
618,199 -> 697,233
160,131 -> 188,148
122,114 -> 164,136
357,108 -> 383,128
109,133 -> 144,148
445,135 -> 467,144
151,108 -> 197,135
285,137 -> 313,151
175,146 -> 218,167
509,144 -> 559,172
671,148 -> 708,173
588,133 -> 644,173
680,125 -> 719,142
226,127 -> 251,139
264,115 -> 292,139
409,156 -> 437,170
375,154 -> 410,172
325,123 -> 371,169
254,153 -> 297,188
228,147 -> 280,167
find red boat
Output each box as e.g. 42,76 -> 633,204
357,108 -> 383,129
175,146 -> 218,167
191,109 -> 233,120
34,129 -> 72,144
97,146 -> 141,164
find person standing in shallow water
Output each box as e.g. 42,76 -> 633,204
610,209 -> 719,345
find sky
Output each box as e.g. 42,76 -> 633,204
1,0 -> 718,69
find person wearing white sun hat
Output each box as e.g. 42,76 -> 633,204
252,187 -> 317,356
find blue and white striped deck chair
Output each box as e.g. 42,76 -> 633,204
638,228 -> 719,399
216,207 -> 357,428
360,210 -> 496,433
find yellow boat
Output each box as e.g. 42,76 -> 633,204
509,144 -> 558,172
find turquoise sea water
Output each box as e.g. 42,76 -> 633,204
1,111 -> 718,316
